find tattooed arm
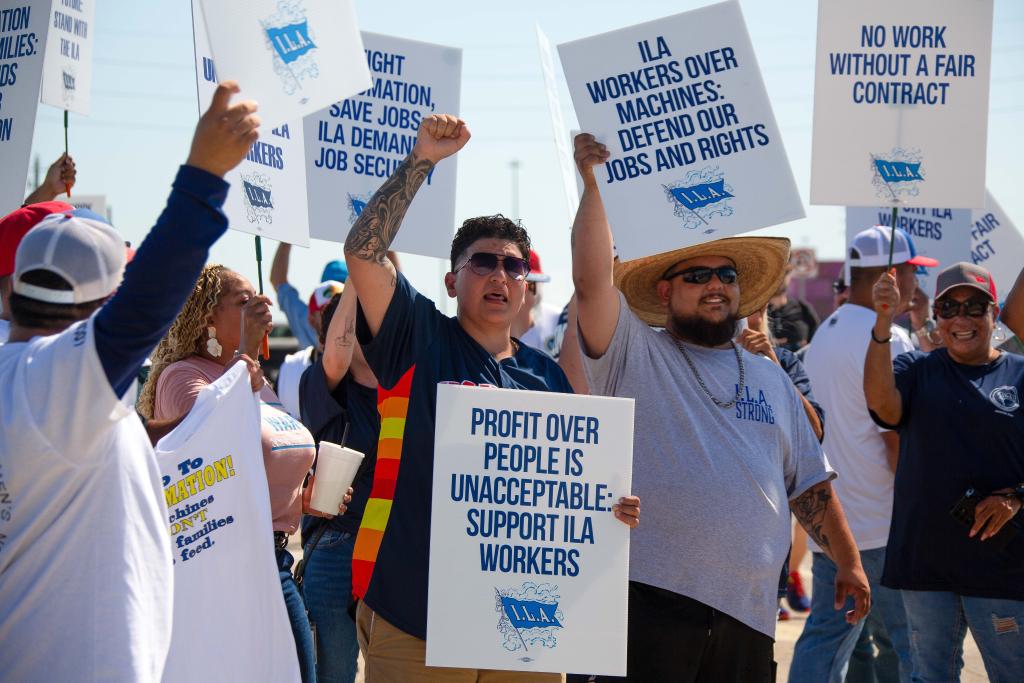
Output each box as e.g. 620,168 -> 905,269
790,480 -> 871,622
344,114 -> 470,336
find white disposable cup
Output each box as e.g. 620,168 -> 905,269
310,441 -> 364,516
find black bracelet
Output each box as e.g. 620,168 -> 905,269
871,330 -> 891,344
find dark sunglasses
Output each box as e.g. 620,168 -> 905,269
455,252 -> 531,281
933,298 -> 992,319
663,266 -> 738,285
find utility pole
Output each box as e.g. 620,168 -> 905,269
509,159 -> 521,222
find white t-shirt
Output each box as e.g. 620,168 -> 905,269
156,363 -> 300,683
519,302 -> 562,357
0,316 -> 173,681
276,345 -> 314,419
803,303 -> 914,551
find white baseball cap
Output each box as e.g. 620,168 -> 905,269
847,225 -> 938,269
13,210 -> 126,304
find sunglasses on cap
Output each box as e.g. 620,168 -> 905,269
933,298 -> 992,320
455,252 -> 531,281
662,265 -> 738,285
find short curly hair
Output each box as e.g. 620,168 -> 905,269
449,215 -> 531,272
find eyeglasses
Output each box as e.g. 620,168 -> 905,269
933,298 -> 992,319
663,266 -> 738,285
455,252 -> 531,281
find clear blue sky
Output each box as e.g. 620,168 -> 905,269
27,0 -> 1024,316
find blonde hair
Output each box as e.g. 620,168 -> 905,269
137,264 -> 228,419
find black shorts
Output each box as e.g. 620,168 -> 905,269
571,581 -> 776,683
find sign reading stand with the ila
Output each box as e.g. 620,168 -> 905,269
557,0 -> 804,261
427,385 -> 633,676
39,0 -> 94,115
810,0 -> 994,209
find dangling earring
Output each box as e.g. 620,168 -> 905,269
206,326 -> 223,357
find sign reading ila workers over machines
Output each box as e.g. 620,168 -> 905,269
427,385 -> 634,676
557,0 -> 804,261
810,0 -> 994,209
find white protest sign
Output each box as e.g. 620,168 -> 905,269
557,0 -> 804,261
536,25 -> 578,230
846,205 -> 970,296
0,2 -> 48,214
303,32 -> 461,258
192,2 -> 310,246
39,0 -> 94,115
810,0 -> 994,209
971,191 -> 1023,302
63,193 -> 105,217
198,0 -> 370,131
427,385 -> 633,676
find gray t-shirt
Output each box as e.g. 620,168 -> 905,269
581,294 -> 834,637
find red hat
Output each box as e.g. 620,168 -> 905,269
526,250 -> 551,283
0,201 -> 74,277
308,280 -> 344,314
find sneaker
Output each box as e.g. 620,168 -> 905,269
786,571 -> 811,612
778,606 -> 790,621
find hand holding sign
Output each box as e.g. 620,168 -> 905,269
187,82 -> 261,178
872,270 -> 901,317
46,154 -> 76,198
573,133 -> 610,185
413,114 -> 470,165
240,293 -> 274,357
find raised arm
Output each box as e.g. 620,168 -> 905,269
321,280 -> 360,391
571,134 -> 620,358
344,115 -> 469,335
269,242 -> 291,291
863,270 -> 904,426
23,153 -> 76,205
1002,267 -> 1024,340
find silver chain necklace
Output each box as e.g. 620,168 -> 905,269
670,336 -> 745,409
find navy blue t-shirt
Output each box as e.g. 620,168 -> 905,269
872,349 -> 1024,598
777,346 -> 825,437
298,359 -> 379,539
355,273 -> 573,639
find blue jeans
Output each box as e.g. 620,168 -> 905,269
788,548 -> 912,683
902,590 -> 1024,683
302,528 -> 360,683
848,600 -> 901,683
277,547 -> 317,683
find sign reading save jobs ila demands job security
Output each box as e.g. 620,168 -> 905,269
558,0 -> 803,261
427,385 -> 634,675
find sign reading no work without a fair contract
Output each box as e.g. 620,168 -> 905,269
427,385 -> 634,676
810,0 -> 993,209
557,0 -> 804,261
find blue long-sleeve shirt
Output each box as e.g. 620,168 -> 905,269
94,165 -> 229,398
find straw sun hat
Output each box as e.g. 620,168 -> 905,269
613,236 -> 792,326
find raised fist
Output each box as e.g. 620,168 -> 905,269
872,269 -> 901,318
573,133 -> 610,184
413,114 -> 470,165
186,81 -> 260,178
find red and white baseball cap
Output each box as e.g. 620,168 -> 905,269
308,280 -> 344,314
0,201 -> 74,278
933,262 -> 998,302
526,250 -> 551,283
13,209 -> 125,304
848,226 -> 938,269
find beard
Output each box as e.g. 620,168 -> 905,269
670,311 -> 739,347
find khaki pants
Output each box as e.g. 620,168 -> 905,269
356,601 -> 564,682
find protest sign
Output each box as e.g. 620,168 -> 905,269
536,25 -> 578,230
557,0 -> 803,261
810,0 -> 994,209
971,191 -> 1023,302
846,204 -> 970,296
0,1 -> 48,214
198,0 -> 370,131
304,32 -> 461,258
157,364 -> 300,682
39,0 -> 93,115
426,384 -> 633,676
192,1 -> 310,246
63,193 -> 105,217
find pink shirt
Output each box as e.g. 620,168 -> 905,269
154,356 -> 315,534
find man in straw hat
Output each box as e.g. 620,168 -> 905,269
570,133 -> 868,681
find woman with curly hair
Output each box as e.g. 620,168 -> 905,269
140,264 -> 337,683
